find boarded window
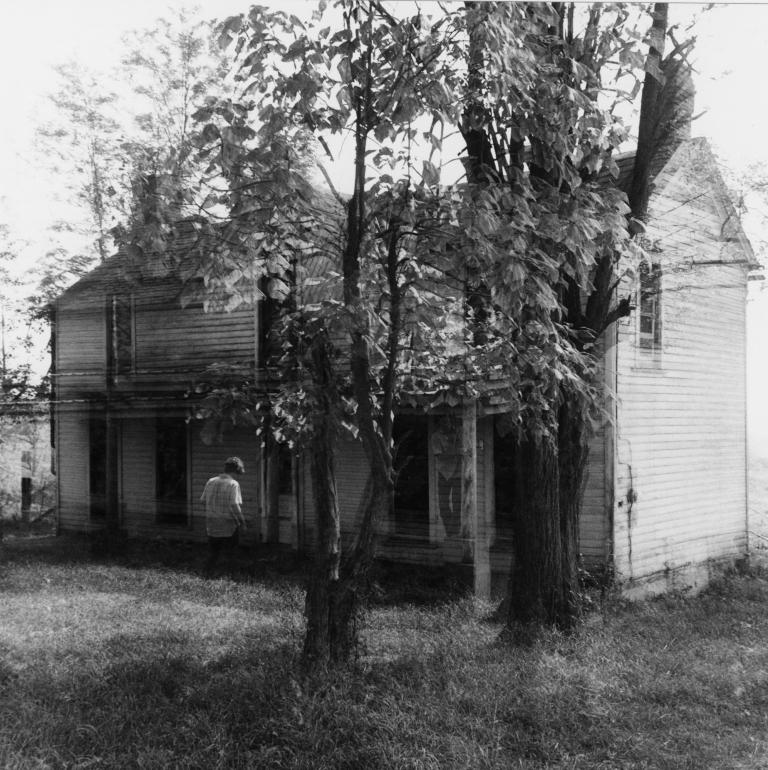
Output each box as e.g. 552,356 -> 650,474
107,294 -> 133,381
156,417 -> 188,526
89,416 -> 107,518
393,415 -> 429,539
638,261 -> 662,351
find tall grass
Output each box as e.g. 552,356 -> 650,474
2,537 -> 768,768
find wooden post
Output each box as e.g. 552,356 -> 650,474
462,399 -> 490,599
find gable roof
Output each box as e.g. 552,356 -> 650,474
648,137 -> 758,269
55,219 -> 206,305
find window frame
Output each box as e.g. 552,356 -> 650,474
106,293 -> 135,384
637,260 -> 662,357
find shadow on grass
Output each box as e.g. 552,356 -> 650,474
3,586 -> 768,768
1,532 -> 310,586
1,534 -> 474,607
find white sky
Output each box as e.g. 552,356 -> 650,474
1,1 -> 768,448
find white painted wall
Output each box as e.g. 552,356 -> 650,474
612,142 -> 751,592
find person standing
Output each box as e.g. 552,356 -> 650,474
201,457 -> 246,577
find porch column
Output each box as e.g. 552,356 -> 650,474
461,399 -> 490,599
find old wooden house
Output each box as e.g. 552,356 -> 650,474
52,138 -> 758,597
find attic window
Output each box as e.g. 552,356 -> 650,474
638,261 -> 661,352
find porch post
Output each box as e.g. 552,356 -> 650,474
462,398 -> 490,599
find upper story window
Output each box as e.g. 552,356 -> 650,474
638,261 -> 662,353
107,294 -> 134,383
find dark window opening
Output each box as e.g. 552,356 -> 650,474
259,292 -> 281,367
89,416 -> 107,518
493,418 -> 517,543
277,443 -> 294,496
639,261 -> 661,352
107,294 -> 133,382
393,415 -> 429,539
156,417 -> 188,526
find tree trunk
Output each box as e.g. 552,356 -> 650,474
301,336 -> 343,666
302,409 -> 342,665
628,2 -> 668,223
505,395 -> 588,632
505,436 -> 564,630
303,448 -> 391,667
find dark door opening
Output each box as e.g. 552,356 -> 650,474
156,417 -> 188,526
393,415 -> 429,539
89,416 -> 107,519
493,419 -> 517,543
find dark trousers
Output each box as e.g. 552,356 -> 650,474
205,530 -> 239,576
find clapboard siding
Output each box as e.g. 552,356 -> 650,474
57,279 -> 259,397
579,335 -> 613,569
134,304 -> 256,378
56,296 -> 106,397
612,141 -> 750,589
56,407 -> 91,532
580,423 -> 609,566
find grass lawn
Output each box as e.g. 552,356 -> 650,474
2,536 -> 768,768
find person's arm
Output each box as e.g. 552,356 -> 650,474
230,484 -> 246,529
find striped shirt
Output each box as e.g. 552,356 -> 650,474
200,474 -> 243,537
